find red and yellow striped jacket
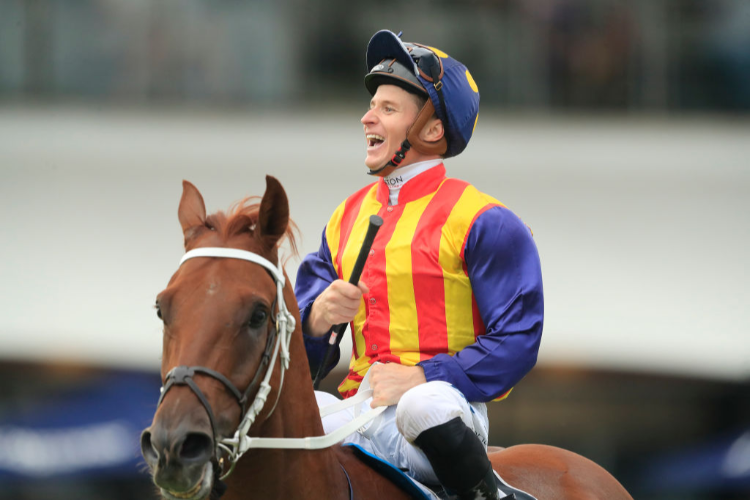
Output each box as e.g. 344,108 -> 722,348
323,165 -> 509,397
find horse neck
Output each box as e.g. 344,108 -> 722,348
224,385 -> 346,499
223,281 -> 349,500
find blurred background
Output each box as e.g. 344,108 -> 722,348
0,0 -> 748,499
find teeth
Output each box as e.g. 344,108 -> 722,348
366,134 -> 385,147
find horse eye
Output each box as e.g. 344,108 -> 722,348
155,303 -> 163,320
248,309 -> 268,329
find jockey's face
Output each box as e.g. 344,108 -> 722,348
361,84 -> 422,171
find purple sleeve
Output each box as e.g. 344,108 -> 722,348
418,206 -> 544,402
295,227 -> 341,377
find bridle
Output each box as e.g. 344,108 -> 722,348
156,247 -> 296,480
155,246 -> 386,485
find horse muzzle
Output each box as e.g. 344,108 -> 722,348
141,425 -> 216,500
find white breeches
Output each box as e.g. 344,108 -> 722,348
315,381 -> 489,485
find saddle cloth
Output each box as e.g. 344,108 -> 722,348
346,444 -> 538,500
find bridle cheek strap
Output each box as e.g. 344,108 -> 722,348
159,247 -> 296,480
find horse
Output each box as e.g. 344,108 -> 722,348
140,176 -> 634,500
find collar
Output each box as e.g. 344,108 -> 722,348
382,159 -> 443,206
376,162 -> 446,206
383,159 -> 443,189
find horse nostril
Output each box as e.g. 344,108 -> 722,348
179,432 -> 213,463
140,429 -> 159,464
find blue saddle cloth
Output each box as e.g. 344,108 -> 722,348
345,443 -> 538,500
345,444 -> 434,499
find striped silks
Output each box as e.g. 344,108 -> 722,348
326,165 -> 507,398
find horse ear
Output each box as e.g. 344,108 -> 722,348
256,175 -> 289,249
178,180 -> 207,241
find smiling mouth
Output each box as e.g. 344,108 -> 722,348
366,134 -> 385,149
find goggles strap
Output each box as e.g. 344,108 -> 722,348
426,61 -> 449,132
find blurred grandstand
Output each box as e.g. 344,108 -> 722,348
0,1 -> 748,499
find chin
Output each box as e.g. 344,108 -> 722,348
365,151 -> 395,171
158,462 -> 214,500
364,157 -> 383,171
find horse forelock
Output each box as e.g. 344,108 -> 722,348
205,196 -> 300,261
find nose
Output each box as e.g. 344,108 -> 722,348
361,107 -> 377,126
141,424 -> 214,492
141,426 -> 214,468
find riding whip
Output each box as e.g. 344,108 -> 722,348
312,215 -> 383,390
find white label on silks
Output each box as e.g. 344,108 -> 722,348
384,175 -> 404,187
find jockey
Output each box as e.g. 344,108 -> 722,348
295,30 -> 544,500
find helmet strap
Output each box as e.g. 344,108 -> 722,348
367,139 -> 411,177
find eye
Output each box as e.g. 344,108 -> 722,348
155,302 -> 163,320
248,308 -> 269,329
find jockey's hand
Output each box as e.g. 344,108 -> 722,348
369,363 -> 426,408
306,280 -> 369,337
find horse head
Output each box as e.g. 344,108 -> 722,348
140,176 -> 305,500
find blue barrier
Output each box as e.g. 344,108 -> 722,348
0,372 -> 161,480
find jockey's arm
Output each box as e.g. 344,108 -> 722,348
295,226 -> 343,377
417,206 -> 544,403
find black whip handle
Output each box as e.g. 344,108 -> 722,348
313,215 -> 383,389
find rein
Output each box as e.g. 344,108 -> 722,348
156,247 -> 385,481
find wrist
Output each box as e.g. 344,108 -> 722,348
411,365 -> 426,385
306,297 -> 332,337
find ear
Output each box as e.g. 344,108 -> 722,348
419,116 -> 444,143
256,176 -> 289,249
178,180 -> 207,242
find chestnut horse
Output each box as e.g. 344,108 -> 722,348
141,177 -> 633,500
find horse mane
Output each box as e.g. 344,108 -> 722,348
205,196 -> 300,259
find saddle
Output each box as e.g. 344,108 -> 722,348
346,444 -> 538,500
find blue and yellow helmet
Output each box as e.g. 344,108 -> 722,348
365,29 -> 480,159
